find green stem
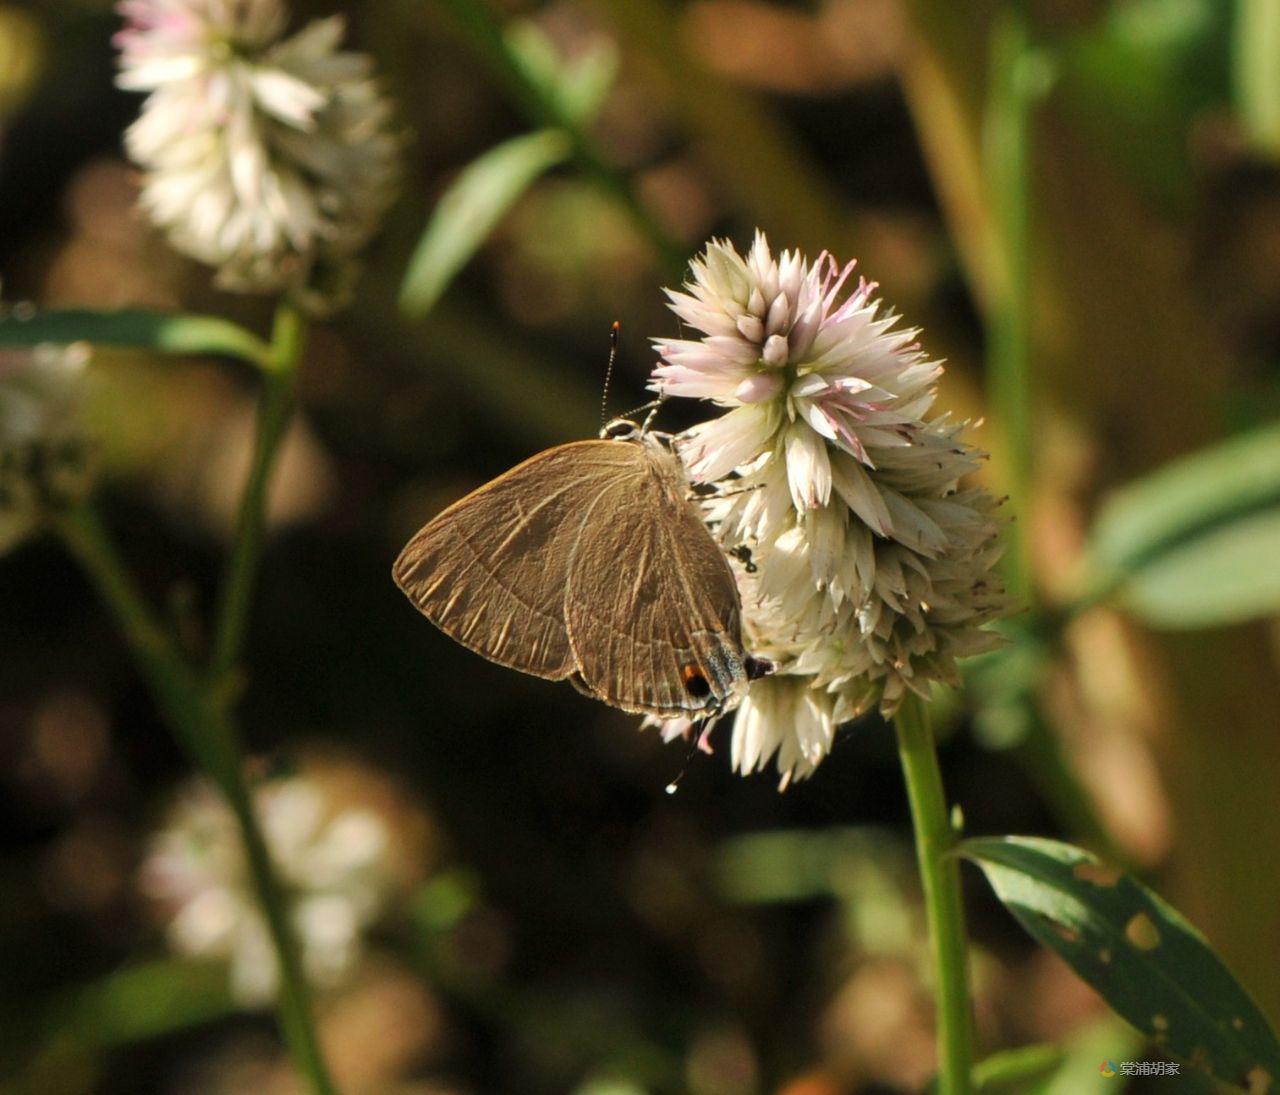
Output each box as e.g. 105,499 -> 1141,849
985,5 -> 1036,607
57,504 -> 235,780
895,693 -> 974,1095
984,16 -> 1131,868
54,304 -> 337,1092
57,502 -> 336,1095
219,773 -> 337,1095
208,302 -> 307,697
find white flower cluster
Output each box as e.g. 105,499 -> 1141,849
652,233 -> 1010,784
0,341 -> 93,553
140,773 -> 397,1005
115,0 -> 399,312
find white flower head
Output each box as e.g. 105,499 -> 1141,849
0,340 -> 93,553
140,769 -> 403,1006
115,0 -> 400,314
650,233 -> 1012,785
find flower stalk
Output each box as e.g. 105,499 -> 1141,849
41,4 -> 412,1086
209,302 -> 307,697
985,6 -> 1037,607
895,692 -> 974,1095
56,503 -> 235,779
53,310 -> 335,1094
218,774 -> 337,1095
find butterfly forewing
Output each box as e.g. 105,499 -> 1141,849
393,442 -> 615,680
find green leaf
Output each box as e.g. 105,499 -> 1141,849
1058,0 -> 1231,211
0,308 -> 268,367
504,19 -> 618,125
961,836 -> 1280,1093
1120,506 -> 1280,627
1080,421 -> 1280,627
399,129 -> 571,319
972,1042 -> 1063,1091
1028,1014 -> 1145,1095
413,869 -> 481,933
1234,0 -> 1280,159
554,41 -> 620,125
7,959 -> 234,1088
715,827 -> 910,904
53,958 -> 235,1047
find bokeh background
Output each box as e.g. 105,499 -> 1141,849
2,0 -> 1280,1092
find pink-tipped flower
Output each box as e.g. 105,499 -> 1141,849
115,0 -> 399,313
651,233 -> 1011,785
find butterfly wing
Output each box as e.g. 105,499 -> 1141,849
393,441 -> 614,680
563,441 -> 749,717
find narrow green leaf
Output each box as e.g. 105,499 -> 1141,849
572,1078 -> 649,1095
962,836 -> 1280,1093
973,1042 -> 1063,1091
53,958 -> 235,1047
1235,0 -> 1280,159
1120,505 -> 1280,627
1058,0 -> 1229,210
1080,421 -> 1280,624
1029,1014 -> 1144,1095
413,869 -> 482,933
504,19 -> 618,124
555,40 -> 620,125
0,308 -> 269,366
399,129 -> 571,319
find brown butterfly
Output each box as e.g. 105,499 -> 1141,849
393,419 -> 770,717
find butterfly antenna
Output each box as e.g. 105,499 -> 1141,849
600,320 -> 621,427
602,321 -> 666,433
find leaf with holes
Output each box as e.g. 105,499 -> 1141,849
961,836 -> 1280,1093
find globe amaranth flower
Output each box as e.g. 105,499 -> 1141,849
139,771 -> 402,1005
651,233 -> 1011,786
115,0 -> 400,313
0,340 -> 94,553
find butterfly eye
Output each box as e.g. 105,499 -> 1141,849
601,418 -> 640,441
681,665 -> 711,699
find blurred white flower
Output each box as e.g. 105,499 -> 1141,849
0,341 -> 93,553
651,234 -> 1011,785
115,0 -> 400,313
140,771 -> 400,1005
